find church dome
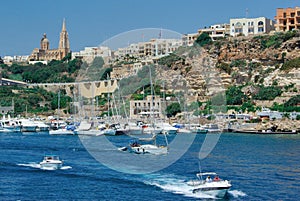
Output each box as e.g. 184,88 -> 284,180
41,33 -> 49,43
40,33 -> 49,50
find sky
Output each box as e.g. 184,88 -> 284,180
0,0 -> 299,56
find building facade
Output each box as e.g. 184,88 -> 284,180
230,17 -> 275,36
114,38 -> 182,59
72,46 -> 112,64
198,24 -> 230,40
275,7 -> 300,31
28,19 -> 70,61
129,95 -> 163,119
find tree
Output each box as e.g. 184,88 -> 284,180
194,32 -> 212,47
0,56 -> 3,64
226,86 -> 247,105
166,102 -> 181,117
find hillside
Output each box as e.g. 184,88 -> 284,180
156,30 -> 300,112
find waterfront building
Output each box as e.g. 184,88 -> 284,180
275,7 -> 300,31
129,95 -> 163,119
72,46 -> 112,64
230,17 -> 275,37
28,19 -> 70,62
198,24 -> 230,40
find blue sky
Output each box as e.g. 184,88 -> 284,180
0,0 -> 299,56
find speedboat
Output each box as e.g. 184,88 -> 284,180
187,172 -> 231,198
39,155 -> 63,170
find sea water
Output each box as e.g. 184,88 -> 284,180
0,132 -> 299,200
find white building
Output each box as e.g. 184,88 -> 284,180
72,46 -> 112,63
182,33 -> 199,46
114,38 -> 182,59
198,24 -> 230,40
3,55 -> 29,64
230,17 -> 275,37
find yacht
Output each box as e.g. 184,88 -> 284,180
39,155 -> 63,170
187,172 -> 231,198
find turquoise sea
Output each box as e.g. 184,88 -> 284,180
1,132 -> 299,200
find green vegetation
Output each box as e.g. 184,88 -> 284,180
0,57 -> 82,83
194,32 -> 212,47
216,62 -> 231,74
165,102 -> 181,117
157,53 -> 184,67
0,86 -> 71,116
226,86 -> 248,105
258,30 -> 298,49
252,85 -> 282,101
280,57 -> 300,72
271,95 -> 300,112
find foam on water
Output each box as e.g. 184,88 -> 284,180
142,174 -> 217,199
228,190 -> 247,198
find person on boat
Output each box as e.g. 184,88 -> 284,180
213,175 -> 220,181
206,176 -> 212,183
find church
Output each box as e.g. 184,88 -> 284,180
28,19 -> 70,62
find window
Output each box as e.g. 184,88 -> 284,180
258,27 -> 264,32
258,21 -> 264,26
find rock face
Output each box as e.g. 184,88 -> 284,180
156,31 -> 300,105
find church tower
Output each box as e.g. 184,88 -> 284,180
58,19 -> 70,58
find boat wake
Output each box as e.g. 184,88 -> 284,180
142,174 -> 247,199
142,174 -> 216,199
17,163 -> 72,171
228,189 -> 247,198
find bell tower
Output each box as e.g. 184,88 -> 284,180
58,19 -> 70,58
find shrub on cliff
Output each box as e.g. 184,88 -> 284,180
194,32 -> 212,47
280,57 -> 300,72
252,85 -> 282,100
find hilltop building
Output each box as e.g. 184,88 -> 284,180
182,33 -> 199,46
275,7 -> 300,31
230,17 -> 275,37
28,19 -> 70,62
72,46 -> 112,64
198,24 -> 230,40
114,38 -> 182,60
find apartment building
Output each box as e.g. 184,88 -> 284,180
275,7 -> 300,31
198,24 -> 230,40
72,46 -> 112,63
129,95 -> 163,119
230,17 -> 275,36
115,38 -> 182,59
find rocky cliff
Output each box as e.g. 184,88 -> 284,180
156,31 -> 300,106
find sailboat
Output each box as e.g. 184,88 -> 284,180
129,66 -> 169,155
49,89 -> 74,135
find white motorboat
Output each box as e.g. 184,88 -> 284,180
200,124 -> 221,133
129,133 -> 169,155
156,122 -> 178,134
49,128 -> 75,135
39,155 -> 63,170
187,172 -> 231,198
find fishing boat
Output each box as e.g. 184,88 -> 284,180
39,155 -> 63,170
187,172 -> 231,198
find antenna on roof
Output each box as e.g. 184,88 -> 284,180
246,8 -> 249,18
